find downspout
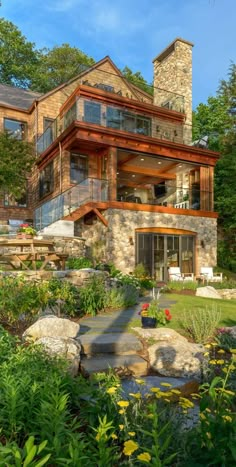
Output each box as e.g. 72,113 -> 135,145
59,141 -> 62,193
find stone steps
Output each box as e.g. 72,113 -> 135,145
78,332 -> 143,355
79,331 -> 147,376
80,354 -> 147,376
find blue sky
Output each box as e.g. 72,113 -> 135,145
1,0 -> 236,107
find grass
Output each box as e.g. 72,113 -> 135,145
129,293 -> 236,332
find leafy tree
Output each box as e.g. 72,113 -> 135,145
0,131 -> 34,198
193,64 -> 236,271
30,43 -> 95,93
122,66 -> 153,95
0,19 -> 39,88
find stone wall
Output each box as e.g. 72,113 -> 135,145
153,38 -> 194,145
79,209 -> 217,274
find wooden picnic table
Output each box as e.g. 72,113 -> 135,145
0,238 -> 68,271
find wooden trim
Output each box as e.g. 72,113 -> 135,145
135,227 -> 197,235
78,200 -> 218,218
93,208 -> 108,226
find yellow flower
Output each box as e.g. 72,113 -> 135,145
119,424 -> 124,430
205,408 -> 211,413
217,349 -> 225,354
107,387 -> 117,394
123,440 -> 139,456
230,348 -> 236,354
222,415 -> 232,422
216,360 -> 224,365
209,360 -> 217,365
204,352 -> 209,357
135,379 -> 145,385
170,389 -> 181,395
160,382 -> 172,387
150,387 -> 160,393
128,431 -> 136,437
200,413 -> 206,420
119,409 -> 125,414
111,433 -> 118,439
129,392 -> 142,399
206,432 -> 212,439
137,452 -> 151,462
211,343 -> 218,347
205,344 -> 211,348
117,400 -> 129,408
164,398 -> 170,403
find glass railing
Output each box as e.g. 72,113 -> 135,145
116,181 -> 213,211
36,89 -> 185,155
35,178 -> 108,230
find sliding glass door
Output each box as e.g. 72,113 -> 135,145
136,233 -> 195,281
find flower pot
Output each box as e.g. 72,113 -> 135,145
17,233 -> 34,239
141,317 -> 157,329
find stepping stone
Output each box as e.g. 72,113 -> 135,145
80,354 -> 147,376
78,332 -> 143,355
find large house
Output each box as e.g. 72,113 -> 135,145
0,38 -> 219,280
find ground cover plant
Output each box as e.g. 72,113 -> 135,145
0,325 -> 235,466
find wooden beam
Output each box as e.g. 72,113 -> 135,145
119,164 -> 176,179
92,208 -> 108,227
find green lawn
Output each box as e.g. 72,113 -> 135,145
167,293 -> 236,330
129,293 -> 236,331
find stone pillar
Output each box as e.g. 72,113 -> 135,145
153,38 -> 194,145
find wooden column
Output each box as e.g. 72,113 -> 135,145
107,147 -> 117,201
200,167 -> 212,211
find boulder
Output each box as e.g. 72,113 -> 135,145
196,286 -> 221,299
148,340 -> 205,379
23,315 -> 80,342
65,268 -> 107,287
132,327 -> 188,342
35,336 -> 81,376
217,289 -> 236,300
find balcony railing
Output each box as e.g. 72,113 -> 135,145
35,178 -> 109,230
116,180 -> 213,211
35,177 -> 213,231
36,94 -> 185,155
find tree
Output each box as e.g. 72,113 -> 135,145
122,66 -> 153,95
193,64 -> 236,271
0,132 -> 35,198
0,19 -> 39,88
30,44 -> 95,93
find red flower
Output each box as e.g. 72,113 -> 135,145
165,309 -> 170,316
142,303 -> 150,310
166,315 -> 172,321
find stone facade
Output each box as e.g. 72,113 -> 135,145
153,38 -> 194,145
78,208 -> 217,275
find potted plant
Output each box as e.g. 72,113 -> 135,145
139,300 -> 172,328
17,223 -> 37,238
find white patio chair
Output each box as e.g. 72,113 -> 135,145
168,267 -> 194,282
200,267 -> 223,283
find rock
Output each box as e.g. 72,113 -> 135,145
23,315 -> 80,342
35,336 -> 81,376
217,289 -> 236,300
148,340 -> 205,379
65,268 -> 107,287
79,332 -> 143,355
132,327 -> 188,342
80,354 -> 147,376
196,286 -> 221,299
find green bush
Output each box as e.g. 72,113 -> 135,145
181,305 -> 221,343
164,280 -> 198,292
105,284 -> 139,309
66,256 -> 93,270
78,276 -> 107,316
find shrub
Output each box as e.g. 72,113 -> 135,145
181,305 -> 221,343
66,256 -> 93,270
78,276 -> 107,316
164,280 -> 197,292
105,284 -> 139,309
215,328 -> 236,351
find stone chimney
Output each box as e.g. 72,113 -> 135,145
153,38 -> 194,145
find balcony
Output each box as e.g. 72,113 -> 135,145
36,88 -> 185,155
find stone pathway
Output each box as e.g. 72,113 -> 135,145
79,295 -> 177,376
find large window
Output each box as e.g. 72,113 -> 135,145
39,162 -> 53,198
107,106 -> 151,136
4,192 -> 27,207
84,101 -> 101,124
70,154 -> 88,184
4,118 -> 27,140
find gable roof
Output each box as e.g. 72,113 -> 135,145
0,83 -> 42,110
